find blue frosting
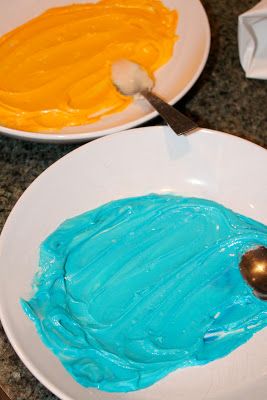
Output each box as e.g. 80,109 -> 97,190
21,194 -> 267,392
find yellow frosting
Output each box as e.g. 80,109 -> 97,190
0,0 -> 178,132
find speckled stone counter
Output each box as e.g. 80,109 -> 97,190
0,0 -> 266,399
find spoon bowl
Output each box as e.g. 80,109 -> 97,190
239,246 -> 267,300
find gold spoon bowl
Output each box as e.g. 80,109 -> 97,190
240,246 -> 267,300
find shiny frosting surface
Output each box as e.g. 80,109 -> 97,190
0,0 -> 177,132
22,194 -> 267,392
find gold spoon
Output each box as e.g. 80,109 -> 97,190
240,246 -> 267,300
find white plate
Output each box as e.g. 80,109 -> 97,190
0,0 -> 210,142
0,126 -> 267,400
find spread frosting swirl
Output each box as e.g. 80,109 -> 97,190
22,194 -> 267,392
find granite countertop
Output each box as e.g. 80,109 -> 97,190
0,0 -> 266,399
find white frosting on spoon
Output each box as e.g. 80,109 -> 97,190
112,59 -> 154,96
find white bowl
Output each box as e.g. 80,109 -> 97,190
0,0 -> 210,142
0,126 -> 267,400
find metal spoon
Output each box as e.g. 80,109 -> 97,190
0,385 -> 11,400
239,246 -> 267,300
111,59 -> 198,136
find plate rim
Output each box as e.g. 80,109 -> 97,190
0,0 -> 211,143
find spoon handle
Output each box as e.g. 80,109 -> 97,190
142,91 -> 198,135
0,385 -> 11,400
